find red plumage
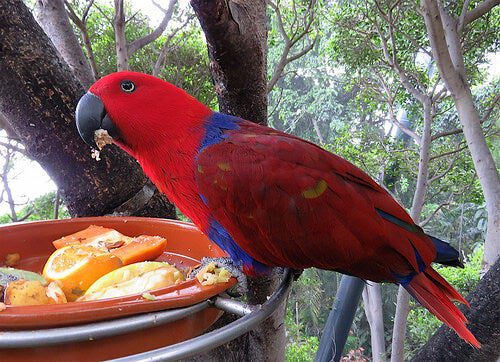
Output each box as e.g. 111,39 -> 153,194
86,71 -> 480,348
196,120 -> 434,280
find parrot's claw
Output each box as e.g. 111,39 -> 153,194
189,257 -> 248,296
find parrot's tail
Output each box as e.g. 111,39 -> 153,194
405,266 -> 480,348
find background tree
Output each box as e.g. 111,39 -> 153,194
421,0 -> 500,273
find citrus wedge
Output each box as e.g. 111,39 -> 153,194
42,245 -> 123,301
80,261 -> 183,301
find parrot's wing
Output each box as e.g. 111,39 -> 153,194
195,121 -> 435,281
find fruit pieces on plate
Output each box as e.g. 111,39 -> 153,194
4,280 -> 66,306
52,225 -> 132,249
51,225 -> 167,266
110,235 -> 167,265
0,268 -> 66,306
79,261 -> 183,301
43,245 -> 123,301
43,227 -> 172,302
195,262 -> 232,286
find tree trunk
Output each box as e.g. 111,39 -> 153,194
0,0 -> 175,219
35,0 -> 95,88
421,0 -> 500,273
188,1 -> 287,361
391,98 -> 433,362
411,258 -> 500,361
191,0 -> 268,125
362,283 -> 386,361
454,89 -> 500,272
113,0 -> 129,71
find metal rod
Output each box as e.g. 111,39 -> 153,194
0,301 -> 210,348
110,269 -> 293,362
315,275 -> 365,362
212,296 -> 258,317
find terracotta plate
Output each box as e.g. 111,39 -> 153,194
0,216 -> 235,329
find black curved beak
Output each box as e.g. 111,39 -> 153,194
75,92 -> 119,148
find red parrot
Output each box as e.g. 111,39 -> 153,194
75,71 -> 479,347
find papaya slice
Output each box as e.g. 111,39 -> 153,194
110,235 -> 167,265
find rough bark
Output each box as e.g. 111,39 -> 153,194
0,0 -> 176,219
35,0 -> 95,88
362,283 -> 386,361
421,0 -> 500,273
191,0 -> 268,125
187,1 -> 287,361
412,258 -> 500,361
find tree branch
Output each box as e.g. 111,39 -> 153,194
267,0 -> 317,93
65,0 -> 99,80
127,0 -> 177,57
464,0 -> 500,26
0,141 -> 27,156
429,143 -> 468,161
420,201 -> 450,227
428,152 -> 460,183
421,0 -> 464,93
457,0 -> 472,33
374,8 -> 426,103
431,94 -> 498,140
152,13 -> 194,77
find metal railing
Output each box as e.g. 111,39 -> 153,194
0,270 -> 364,362
0,270 -> 293,361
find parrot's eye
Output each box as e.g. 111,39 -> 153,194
120,80 -> 135,93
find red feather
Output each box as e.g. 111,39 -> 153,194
196,120 -> 435,281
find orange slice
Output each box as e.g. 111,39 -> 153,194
42,245 -> 123,301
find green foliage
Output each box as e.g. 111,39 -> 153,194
286,335 -> 319,362
0,191 -> 70,224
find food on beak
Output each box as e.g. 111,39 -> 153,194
94,129 -> 114,150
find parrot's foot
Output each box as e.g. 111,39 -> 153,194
189,257 -> 248,296
291,268 -> 304,281
275,267 -> 303,280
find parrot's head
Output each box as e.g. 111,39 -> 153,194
75,71 -> 211,155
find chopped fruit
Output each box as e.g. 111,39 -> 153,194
141,292 -> 157,301
79,261 -> 183,301
42,245 -> 123,301
195,262 -> 232,286
110,235 -> 167,265
46,282 -> 67,304
52,225 -> 132,249
0,267 -> 47,288
52,226 -> 166,266
4,280 -> 66,306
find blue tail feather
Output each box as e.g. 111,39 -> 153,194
428,235 -> 464,268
